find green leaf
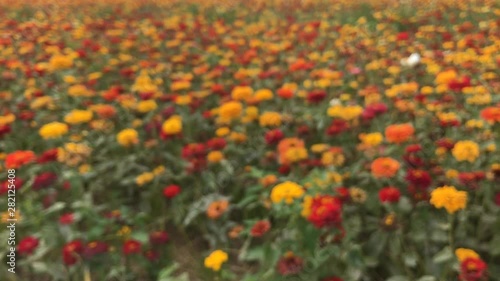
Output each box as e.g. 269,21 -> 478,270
490,235 -> 500,256
432,246 -> 453,263
417,276 -> 437,281
386,276 -> 410,281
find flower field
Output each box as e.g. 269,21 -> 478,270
1,0 -> 500,280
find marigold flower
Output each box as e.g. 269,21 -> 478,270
480,106 -> 500,123
207,151 -> 224,163
39,122 -> 69,139
136,100 -> 157,113
430,185 -> 467,214
359,132 -> 383,147
371,157 -> 400,178
231,86 -> 253,101
270,181 -> 304,204
49,54 -> 74,70
117,128 -> 139,147
204,250 -> 228,271
452,140 -> 480,163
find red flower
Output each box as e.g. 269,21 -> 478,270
144,250 -> 160,261
405,169 -> 432,189
306,90 -> 327,103
396,32 -> 410,41
5,150 -> 36,169
0,178 -> 23,196
37,148 -> 59,163
18,236 -> 39,256
335,187 -> 350,203
206,138 -> 227,150
326,119 -> 349,136
277,252 -> 303,276
149,231 -> 169,245
278,165 -> 290,175
123,239 -> 141,255
59,213 -> 74,225
307,195 -> 342,228
379,186 -> 401,203
0,124 -> 11,138
32,172 -> 57,190
495,193 -> 500,206
265,129 -> 284,145
63,240 -> 84,265
459,257 -> 488,281
250,220 -> 271,237
163,185 -> 181,198
83,241 -> 108,258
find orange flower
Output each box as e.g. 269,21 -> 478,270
206,200 -> 229,219
385,123 -> 415,144
371,157 -> 400,178
277,138 -> 305,165
5,150 -> 36,169
480,106 -> 500,123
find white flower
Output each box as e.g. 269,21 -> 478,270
329,98 -> 341,106
400,53 -> 421,68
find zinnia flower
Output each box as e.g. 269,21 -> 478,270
204,250 -> 228,271
117,128 -> 139,147
385,123 -> 415,144
270,181 -> 305,204
430,185 -> 467,214
5,150 -> 36,169
39,122 -> 69,139
452,140 -> 480,163
371,157 -> 400,178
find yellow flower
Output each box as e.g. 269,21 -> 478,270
270,181 -> 305,204
430,185 -> 467,214
350,187 -> 367,203
153,165 -> 165,176
452,140 -> 480,163
229,132 -> 247,143
39,122 -> 69,139
117,129 -> 139,147
284,147 -> 308,163
359,132 -> 383,147
204,250 -> 228,272
253,89 -> 273,101
207,151 -> 224,163
135,172 -> 155,186
445,169 -> 459,179
175,95 -> 192,105
231,86 -> 253,101
218,101 -> 243,121
327,105 -> 363,120
136,100 -> 157,113
68,84 -> 93,98
259,112 -> 282,127
301,195 -> 313,217
162,115 -> 182,135
455,248 -> 480,262
311,144 -> 329,153
49,54 -> 73,70
64,110 -> 93,124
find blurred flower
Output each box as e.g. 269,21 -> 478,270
64,110 -> 93,124
18,236 -> 39,256
430,185 -> 467,214
163,184 -> 181,198
379,186 -> 401,203
385,123 -> 414,144
149,231 -> 169,245
162,115 -> 182,135
452,141 -> 480,163
5,150 -> 35,169
117,129 -> 139,147
277,252 -> 303,276
39,122 -> 68,139
204,250 -> 228,272
271,181 -> 304,204
122,239 -> 141,255
250,220 -> 271,237
371,157 -> 400,178
62,240 -> 83,265
259,112 -> 282,127
306,195 -> 342,228
207,151 -> 224,163
207,200 -> 229,219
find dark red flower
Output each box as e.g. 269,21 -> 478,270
206,138 -> 227,150
278,165 -> 291,175
250,220 -> 271,237
326,119 -> 349,136
122,239 -> 141,255
32,172 -> 57,190
277,252 -> 303,276
0,124 -> 11,138
63,240 -> 84,265
495,193 -> 500,206
149,231 -> 169,245
37,148 -> 58,163
396,32 -> 410,41
18,236 -> 39,256
144,250 -> 160,261
335,187 -> 350,203
83,241 -> 108,258
405,169 -> 432,189
379,186 -> 401,203
0,178 -> 23,196
163,184 -> 181,198
265,129 -> 284,145
306,90 -> 327,103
